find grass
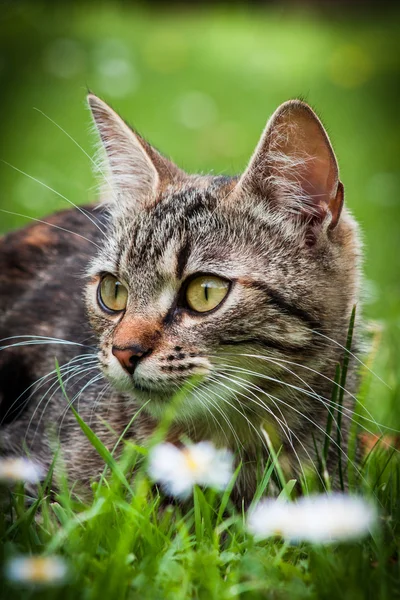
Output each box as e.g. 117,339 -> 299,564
0,2 -> 400,598
1,317 -> 400,599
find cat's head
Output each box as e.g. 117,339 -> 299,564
85,94 -> 361,434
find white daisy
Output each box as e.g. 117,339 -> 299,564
148,441 -> 234,499
5,555 -> 68,585
247,493 -> 377,544
0,457 -> 44,484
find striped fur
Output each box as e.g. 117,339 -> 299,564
0,96 -> 362,502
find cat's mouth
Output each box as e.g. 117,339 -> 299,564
103,352 -> 212,407
122,372 -> 179,401
132,380 -> 171,396
128,379 -> 179,409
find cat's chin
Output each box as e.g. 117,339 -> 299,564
103,364 -> 176,402
131,382 -> 173,403
123,380 -> 207,423
113,377 -> 177,409
104,367 -> 210,422
127,384 -> 179,420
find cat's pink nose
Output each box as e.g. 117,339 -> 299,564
112,345 -> 151,375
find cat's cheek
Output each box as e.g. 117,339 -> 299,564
137,357 -> 212,385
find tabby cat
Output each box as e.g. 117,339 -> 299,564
0,95 -> 361,501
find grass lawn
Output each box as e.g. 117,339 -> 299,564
0,3 -> 400,598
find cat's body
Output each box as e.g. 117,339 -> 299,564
0,97 -> 361,501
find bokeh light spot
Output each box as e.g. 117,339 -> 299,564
43,38 -> 86,79
96,58 -> 138,98
175,91 -> 218,130
93,39 -> 138,98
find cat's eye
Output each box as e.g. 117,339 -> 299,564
98,274 -> 128,313
185,275 -> 230,313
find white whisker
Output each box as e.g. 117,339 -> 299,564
33,107 -> 118,209
2,161 -> 107,238
312,329 -> 389,389
0,209 -> 102,250
206,375 -> 270,454
194,383 -> 244,454
1,354 -> 97,424
26,362 -> 99,442
57,373 -> 105,435
209,372 -> 313,491
214,366 -> 367,484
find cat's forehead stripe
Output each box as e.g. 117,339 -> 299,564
123,189 -> 217,270
176,237 -> 191,280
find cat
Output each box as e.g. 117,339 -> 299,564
0,94 -> 362,502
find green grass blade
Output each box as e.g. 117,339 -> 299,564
249,459 -> 275,510
261,427 -> 287,495
277,479 -> 297,501
336,305 -> 357,491
217,461 -> 242,524
70,403 -> 132,493
54,359 -> 132,493
323,363 -> 341,464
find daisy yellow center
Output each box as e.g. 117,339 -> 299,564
2,464 -> 17,478
24,558 -> 54,582
182,449 -> 200,473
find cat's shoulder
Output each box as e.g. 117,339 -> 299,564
0,206 -> 101,318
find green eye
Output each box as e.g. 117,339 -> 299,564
186,275 -> 230,313
98,274 -> 128,312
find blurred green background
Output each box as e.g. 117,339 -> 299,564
0,2 -> 399,419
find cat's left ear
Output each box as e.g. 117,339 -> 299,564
237,100 -> 344,231
88,94 -> 182,207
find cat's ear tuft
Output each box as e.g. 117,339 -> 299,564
238,100 -> 344,230
88,94 -> 159,206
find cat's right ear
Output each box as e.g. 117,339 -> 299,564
236,100 -> 344,234
88,94 -> 181,208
